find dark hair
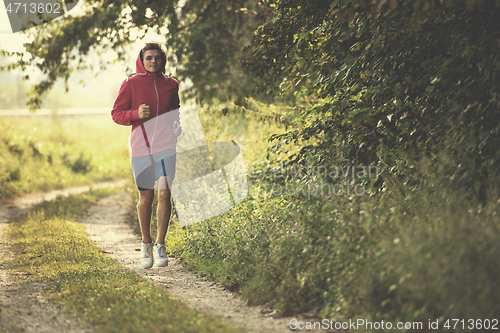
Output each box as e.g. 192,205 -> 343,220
140,42 -> 163,62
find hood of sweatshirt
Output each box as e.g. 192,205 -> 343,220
135,49 -> 167,75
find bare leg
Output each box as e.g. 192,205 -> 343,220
137,189 -> 154,243
156,176 -> 172,245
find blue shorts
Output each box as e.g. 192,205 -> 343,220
131,150 -> 176,191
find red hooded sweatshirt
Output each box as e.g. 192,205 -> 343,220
111,49 -> 180,158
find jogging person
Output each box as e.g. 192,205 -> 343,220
111,42 -> 181,269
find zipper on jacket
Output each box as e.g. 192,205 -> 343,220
153,74 -> 159,117
149,74 -> 160,156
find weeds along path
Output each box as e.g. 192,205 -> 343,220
0,181 -> 128,333
81,193 -> 329,333
0,229 -> 92,333
0,184 -> 328,333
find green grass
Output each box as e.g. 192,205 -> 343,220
6,188 -> 239,333
164,154 -> 500,332
0,115 -> 131,199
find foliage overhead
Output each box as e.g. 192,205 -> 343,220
1,0 -> 269,109
243,0 -> 500,189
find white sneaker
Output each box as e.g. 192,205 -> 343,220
140,241 -> 154,269
153,243 -> 168,267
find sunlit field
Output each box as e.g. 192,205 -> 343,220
0,115 -> 130,199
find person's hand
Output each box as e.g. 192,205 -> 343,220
138,104 -> 150,119
173,121 -> 182,137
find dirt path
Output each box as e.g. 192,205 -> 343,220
80,192 -> 331,333
0,182 -> 128,333
0,183 -> 332,333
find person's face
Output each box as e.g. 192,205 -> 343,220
143,50 -> 163,74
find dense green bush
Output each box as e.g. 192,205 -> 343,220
243,0 -> 500,193
167,150 -> 500,330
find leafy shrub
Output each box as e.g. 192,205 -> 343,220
167,149 -> 500,327
243,0 -> 500,193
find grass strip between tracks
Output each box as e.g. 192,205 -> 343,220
6,188 -> 239,333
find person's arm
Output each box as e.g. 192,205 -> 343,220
171,84 -> 182,136
171,83 -> 180,111
111,80 -> 141,126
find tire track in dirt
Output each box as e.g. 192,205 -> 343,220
80,193 -> 334,333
